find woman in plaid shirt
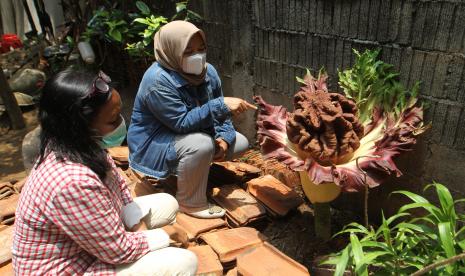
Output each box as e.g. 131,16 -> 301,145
12,69 -> 197,275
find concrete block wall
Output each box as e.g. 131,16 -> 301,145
191,0 -> 465,198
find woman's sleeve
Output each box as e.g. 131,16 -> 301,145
46,176 -> 154,264
144,81 -> 230,134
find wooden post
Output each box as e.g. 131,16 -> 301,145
0,64 -> 25,129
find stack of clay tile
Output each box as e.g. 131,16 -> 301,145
0,178 -> 26,276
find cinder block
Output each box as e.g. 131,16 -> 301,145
445,56 -> 465,101
431,102 -> 448,143
422,2 -> 441,50
311,35 -> 320,70
308,0 -> 317,34
342,39 -> 353,69
431,54 -> 452,99
434,3 -> 454,51
420,52 -> 439,97
289,0 -> 297,31
454,111 -> 465,149
335,38 -> 344,73
377,0 -> 391,42
327,37 -> 336,76
349,0 -> 361,38
332,0 -> 342,35
449,5 -> 465,53
388,0 -> 402,41
411,2 -> 428,48
441,105 -> 463,147
399,47 -> 413,87
409,50 -> 425,90
291,34 -> 300,64
397,1 -> 413,44
340,0 -> 351,37
367,0 -> 381,41
283,0 -> 290,30
357,0 -> 370,39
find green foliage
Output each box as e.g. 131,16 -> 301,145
83,1 -> 202,59
322,183 -> 465,275
338,49 -> 420,124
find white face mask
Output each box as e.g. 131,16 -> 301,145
182,52 -> 206,75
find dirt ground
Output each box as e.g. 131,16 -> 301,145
0,107 -> 39,183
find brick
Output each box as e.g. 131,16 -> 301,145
263,31 -> 269,59
0,225 -> 13,264
289,0 -> 297,31
323,0 -> 334,35
431,54 -> 452,99
291,34 -> 300,65
342,39 -> 353,69
296,0 -> 305,32
454,110 -> 465,149
311,35 -> 320,70
441,106 -> 463,147
445,57 -> 465,102
377,0 -> 391,43
210,184 -> 266,226
176,213 -> 227,241
434,3 -> 455,51
367,0 -> 381,41
263,0 -> 271,28
269,61 -> 278,91
0,262 -> 13,276
0,194 -> 18,225
431,102 -> 448,143
399,47 -> 413,87
199,227 -> 266,263
188,245 -> 223,276
273,31 -> 280,61
420,52 -> 439,97
448,5 -> 465,52
298,35 -> 307,66
397,1 -> 413,44
335,38 -> 344,74
411,2 -> 428,48
408,51 -> 425,90
340,0 -> 351,37
357,0 -> 370,39
319,37 -> 329,70
389,0 -> 402,41
279,32 -> 287,62
246,175 -> 303,216
308,0 -> 317,33
422,2 -> 441,50
276,0 -> 284,29
333,0 -> 342,35
237,242 -> 310,276
283,0 -> 290,30
327,37 -> 336,76
349,0 -> 361,38
305,35 -> 312,67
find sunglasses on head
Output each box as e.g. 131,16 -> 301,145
85,71 -> 112,99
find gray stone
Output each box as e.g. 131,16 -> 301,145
357,0 -> 370,39
409,50 -> 425,90
434,3 -> 455,52
445,56 -> 465,101
340,0 -> 351,37
422,2 -> 441,50
377,0 -> 391,43
349,0 -> 361,38
397,1 -> 413,45
367,0 -> 381,41
388,0 -> 402,41
431,102 -> 448,143
411,2 -> 428,48
420,52 -> 439,97
441,105 -> 463,147
431,54 -> 452,99
448,5 -> 465,53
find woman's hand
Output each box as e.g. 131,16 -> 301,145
162,224 -> 189,247
223,97 -> 257,116
214,138 -> 228,161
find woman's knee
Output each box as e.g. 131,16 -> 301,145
134,193 -> 179,228
188,133 -> 215,158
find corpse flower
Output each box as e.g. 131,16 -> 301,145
254,50 -> 428,237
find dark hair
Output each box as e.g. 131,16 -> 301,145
37,68 -> 111,180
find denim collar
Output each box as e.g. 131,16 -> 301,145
165,65 -> 210,88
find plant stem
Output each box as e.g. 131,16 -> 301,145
411,252 -> 465,276
314,202 -> 331,241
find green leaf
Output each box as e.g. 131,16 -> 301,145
334,247 -> 350,276
350,234 -> 368,276
136,1 -> 151,15
438,222 -> 456,258
109,29 -> 122,42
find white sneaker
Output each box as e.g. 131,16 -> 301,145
186,204 -> 226,219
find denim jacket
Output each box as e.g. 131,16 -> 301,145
127,62 -> 235,179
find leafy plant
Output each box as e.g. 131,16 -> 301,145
172,1 -> 202,22
322,183 -> 465,275
339,49 -> 420,124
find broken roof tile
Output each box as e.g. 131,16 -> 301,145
0,194 -> 19,225
0,261 -> 13,276
210,185 -> 266,226
107,146 -> 129,166
247,175 -> 303,216
0,226 -> 13,265
262,159 -> 301,188
176,213 -> 227,241
209,161 -> 261,186
237,242 -> 309,276
188,245 -> 223,276
199,227 -> 266,263
225,267 -> 238,276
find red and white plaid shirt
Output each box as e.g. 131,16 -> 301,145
12,152 -> 150,275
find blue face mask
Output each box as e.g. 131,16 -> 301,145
100,116 -> 127,149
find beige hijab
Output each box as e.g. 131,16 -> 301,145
154,21 -> 207,86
